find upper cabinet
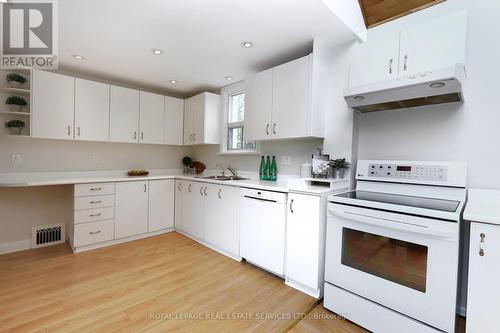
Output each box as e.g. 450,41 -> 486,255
164,96 -> 184,145
183,92 -> 220,145
32,70 -> 75,140
245,54 -> 324,141
74,78 -> 110,142
349,10 -> 467,87
139,91 -> 164,144
109,86 -> 140,144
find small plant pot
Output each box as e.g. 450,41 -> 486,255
333,168 -> 346,179
8,127 -> 24,135
7,104 -> 24,112
7,81 -> 23,88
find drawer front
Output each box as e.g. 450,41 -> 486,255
74,206 -> 115,224
74,183 -> 115,197
74,194 -> 115,210
74,219 -> 114,247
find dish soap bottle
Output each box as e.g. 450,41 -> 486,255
270,156 -> 277,181
259,156 -> 266,180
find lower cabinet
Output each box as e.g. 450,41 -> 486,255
115,181 -> 149,239
181,181 -> 205,239
148,179 -> 174,232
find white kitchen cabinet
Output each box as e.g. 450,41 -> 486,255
466,222 -> 500,332
115,181 -> 148,239
183,92 -> 220,145
32,70 -> 75,140
181,181 -> 204,239
349,32 -> 400,87
245,54 -> 323,141
148,179 -> 174,232
399,10 -> 467,76
204,184 -> 238,255
164,96 -> 184,145
285,193 -> 324,297
139,91 -> 164,144
74,78 -> 110,142
109,86 -> 140,143
244,69 -> 273,141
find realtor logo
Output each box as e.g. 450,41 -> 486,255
1,0 -> 58,69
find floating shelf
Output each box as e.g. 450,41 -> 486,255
1,87 -> 31,95
0,111 -> 30,116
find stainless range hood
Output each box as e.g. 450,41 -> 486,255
344,64 -> 466,113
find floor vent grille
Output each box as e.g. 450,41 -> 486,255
32,224 -> 65,248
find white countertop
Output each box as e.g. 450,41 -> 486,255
0,169 -> 348,195
464,188 -> 500,225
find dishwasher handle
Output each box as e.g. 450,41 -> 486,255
243,195 -> 278,203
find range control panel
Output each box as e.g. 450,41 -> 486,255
367,163 -> 448,182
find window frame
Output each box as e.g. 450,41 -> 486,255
219,81 -> 260,155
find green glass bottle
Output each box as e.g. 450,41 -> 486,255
259,156 -> 266,180
270,156 -> 277,181
264,156 -> 271,180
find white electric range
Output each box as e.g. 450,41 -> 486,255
324,160 -> 467,333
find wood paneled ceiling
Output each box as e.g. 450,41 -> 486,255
358,0 -> 446,28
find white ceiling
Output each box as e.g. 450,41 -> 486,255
59,0 -> 359,97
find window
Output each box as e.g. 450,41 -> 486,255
220,82 -> 258,154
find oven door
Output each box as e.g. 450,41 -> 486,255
325,202 -> 459,332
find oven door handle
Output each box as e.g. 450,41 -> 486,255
328,209 -> 455,239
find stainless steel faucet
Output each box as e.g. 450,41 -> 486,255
227,165 -> 238,177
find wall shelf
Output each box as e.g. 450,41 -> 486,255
2,87 -> 31,95
0,111 -> 30,116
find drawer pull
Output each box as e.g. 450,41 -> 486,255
89,200 -> 102,204
89,213 -> 102,217
90,187 -> 102,191
89,230 -> 102,235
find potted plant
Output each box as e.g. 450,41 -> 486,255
5,96 -> 28,112
6,73 -> 26,88
329,158 -> 350,179
5,119 -> 25,135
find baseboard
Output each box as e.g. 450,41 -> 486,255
175,229 -> 242,262
0,239 -> 31,255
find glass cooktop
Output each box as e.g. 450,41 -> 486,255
334,190 -> 460,213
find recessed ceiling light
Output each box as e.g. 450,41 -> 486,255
152,49 -> 163,55
72,55 -> 84,60
169,80 -> 177,84
430,82 -> 446,88
225,76 -> 233,80
241,41 -> 253,48
353,96 -> 365,101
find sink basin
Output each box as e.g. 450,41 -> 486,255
201,175 -> 249,181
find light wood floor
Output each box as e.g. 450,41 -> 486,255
0,232 -> 466,333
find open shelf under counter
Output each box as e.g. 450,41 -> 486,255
0,111 -> 31,116
1,87 -> 31,95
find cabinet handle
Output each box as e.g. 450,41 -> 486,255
134,131 -> 137,140
200,186 -> 203,195
144,184 -> 147,193
141,132 -> 144,141
193,133 -> 196,142
90,187 -> 102,191
177,183 -> 181,191
479,233 -> 486,256
204,186 -> 207,196
218,188 -> 222,199
89,200 -> 102,204
273,123 -> 276,135
388,58 -> 393,74
188,184 -> 192,192
403,55 -> 408,71
266,124 -> 270,135
290,199 -> 294,213
77,127 -> 81,137
67,126 -> 71,136
89,213 -> 102,217
89,230 -> 102,235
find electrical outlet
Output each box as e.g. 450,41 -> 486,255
282,156 -> 291,166
11,154 -> 21,165
91,155 -> 99,164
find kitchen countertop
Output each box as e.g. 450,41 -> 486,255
0,169 -> 348,194
464,188 -> 500,225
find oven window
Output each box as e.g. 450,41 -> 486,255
342,228 -> 428,292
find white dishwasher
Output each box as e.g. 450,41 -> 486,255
240,188 -> 287,276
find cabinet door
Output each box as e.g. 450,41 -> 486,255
286,193 -> 321,289
109,86 -> 140,143
349,32 -> 400,86
399,10 -> 467,76
244,69 -> 273,141
32,70 -> 75,140
190,94 -> 204,145
183,98 -> 194,145
139,91 -> 164,144
272,55 -> 311,139
164,96 -> 184,145
181,182 -> 204,239
74,78 -> 110,142
204,185 -> 237,254
466,222 -> 500,332
115,181 -> 148,239
174,180 -> 183,230
148,179 -> 174,232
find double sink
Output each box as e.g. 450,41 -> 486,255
200,175 -> 249,181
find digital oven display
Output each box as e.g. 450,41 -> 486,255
396,166 -> 412,172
